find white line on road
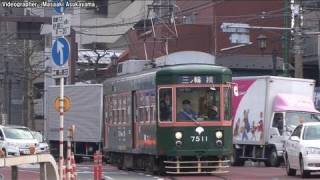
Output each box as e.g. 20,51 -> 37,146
76,171 -> 93,174
104,176 -> 113,180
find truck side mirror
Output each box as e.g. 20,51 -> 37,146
233,84 -> 239,96
285,126 -> 293,133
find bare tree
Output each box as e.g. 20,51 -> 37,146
79,49 -> 110,83
2,34 -> 47,129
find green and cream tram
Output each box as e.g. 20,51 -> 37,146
103,51 -> 233,174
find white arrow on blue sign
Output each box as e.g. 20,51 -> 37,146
51,37 -> 70,66
53,0 -> 69,14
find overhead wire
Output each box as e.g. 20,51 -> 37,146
72,0 -> 293,51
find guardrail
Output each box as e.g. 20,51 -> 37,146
0,154 -> 59,180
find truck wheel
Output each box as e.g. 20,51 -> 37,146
300,156 -> 310,178
116,155 -> 124,170
231,149 -> 245,166
285,154 -> 296,176
265,148 -> 279,167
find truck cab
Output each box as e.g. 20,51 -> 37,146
231,76 -> 320,167
268,94 -> 320,165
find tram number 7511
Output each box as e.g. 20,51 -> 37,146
190,136 -> 208,142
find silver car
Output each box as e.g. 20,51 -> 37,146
31,131 -> 49,153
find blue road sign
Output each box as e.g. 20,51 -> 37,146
52,37 -> 70,66
53,0 -> 69,14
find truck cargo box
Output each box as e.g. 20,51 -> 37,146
46,84 -> 103,143
232,76 -> 315,145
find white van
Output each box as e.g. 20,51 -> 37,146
0,125 -> 39,156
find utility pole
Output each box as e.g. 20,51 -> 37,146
272,49 -> 277,76
3,61 -> 8,124
8,79 -> 11,124
292,0 -> 304,78
283,0 -> 290,77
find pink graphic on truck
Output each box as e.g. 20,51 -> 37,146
232,79 -> 265,143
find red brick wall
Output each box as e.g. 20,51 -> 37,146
127,24 -> 212,59
177,0 -> 284,56
126,0 -> 284,59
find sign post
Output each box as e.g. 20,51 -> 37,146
51,1 -> 70,179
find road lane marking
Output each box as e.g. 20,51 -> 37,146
105,176 -> 113,180
76,171 -> 128,175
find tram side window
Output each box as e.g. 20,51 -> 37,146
159,88 -> 172,121
224,87 -> 232,120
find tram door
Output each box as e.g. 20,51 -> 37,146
131,91 -> 137,149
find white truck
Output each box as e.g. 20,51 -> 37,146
46,84 -> 103,162
232,76 -> 320,167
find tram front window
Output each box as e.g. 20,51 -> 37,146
176,87 -> 220,121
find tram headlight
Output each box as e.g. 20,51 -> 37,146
175,132 -> 183,140
215,130 -> 223,139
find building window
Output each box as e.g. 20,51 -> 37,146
182,13 -> 197,24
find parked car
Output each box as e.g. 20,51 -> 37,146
0,125 -> 39,156
284,122 -> 320,178
31,131 -> 49,153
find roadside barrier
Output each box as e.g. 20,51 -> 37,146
71,152 -> 77,180
62,161 -> 66,180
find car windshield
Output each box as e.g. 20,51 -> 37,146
32,132 -> 43,142
285,112 -> 320,130
303,125 -> 320,140
3,128 -> 34,139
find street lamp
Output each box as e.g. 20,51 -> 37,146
257,34 -> 277,76
257,34 -> 267,54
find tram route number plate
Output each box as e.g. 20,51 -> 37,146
190,135 -> 208,142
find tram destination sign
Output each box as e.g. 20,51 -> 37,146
178,76 -> 215,84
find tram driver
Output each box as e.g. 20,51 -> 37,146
177,99 -> 198,121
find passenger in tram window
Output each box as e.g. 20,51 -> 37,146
208,104 -> 219,120
160,100 -> 171,121
159,92 -> 172,121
